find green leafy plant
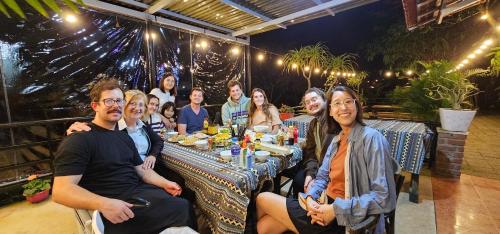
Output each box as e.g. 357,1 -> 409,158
282,42 -> 331,89
279,104 -> 294,113
0,0 -> 84,19
488,47 -> 500,76
22,175 -> 51,197
419,60 -> 486,110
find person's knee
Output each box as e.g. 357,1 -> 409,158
256,218 -> 268,234
256,192 -> 272,207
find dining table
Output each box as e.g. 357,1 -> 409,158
160,140 -> 302,233
284,115 -> 433,203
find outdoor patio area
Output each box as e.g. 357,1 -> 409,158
0,0 -> 499,234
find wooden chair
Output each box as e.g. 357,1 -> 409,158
348,174 -> 405,234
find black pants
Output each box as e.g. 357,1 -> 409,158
154,162 -> 196,203
103,184 -> 197,234
292,168 -> 306,197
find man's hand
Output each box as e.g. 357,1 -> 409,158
307,204 -> 336,226
304,176 -> 315,193
99,198 -> 135,224
142,156 -> 156,169
163,181 -> 182,196
66,122 -> 91,135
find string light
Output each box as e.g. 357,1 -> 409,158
230,47 -> 240,55
291,63 -> 298,69
200,40 -> 208,49
330,71 -> 335,75
257,53 -> 265,61
385,71 -> 392,77
467,54 -> 476,59
483,39 -> 493,46
145,33 -> 150,40
462,59 -> 469,64
314,68 -> 320,74
480,13 -> 489,20
150,33 -> 156,40
277,59 -> 283,66
304,66 -> 310,71
65,14 -> 78,23
474,49 -> 483,54
405,70 -> 413,76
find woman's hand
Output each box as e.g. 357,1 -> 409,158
304,176 -> 315,193
308,204 -> 336,226
142,156 -> 156,169
66,122 -> 91,135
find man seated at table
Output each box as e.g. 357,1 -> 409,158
221,80 -> 250,126
52,78 -> 196,234
178,87 -> 209,135
294,88 -> 334,195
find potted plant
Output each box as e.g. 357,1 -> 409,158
23,175 -> 51,203
421,60 -> 486,132
279,104 -> 295,121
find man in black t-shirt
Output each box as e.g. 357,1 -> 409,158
52,79 -> 195,234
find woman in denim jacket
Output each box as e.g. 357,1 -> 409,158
256,86 -> 398,234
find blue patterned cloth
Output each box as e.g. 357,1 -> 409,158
161,142 -> 302,233
284,115 -> 431,174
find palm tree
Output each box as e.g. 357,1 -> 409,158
282,42 -> 331,89
324,53 -> 358,90
0,0 -> 83,19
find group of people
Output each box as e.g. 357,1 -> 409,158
52,73 -> 399,234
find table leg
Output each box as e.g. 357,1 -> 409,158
409,173 -> 419,203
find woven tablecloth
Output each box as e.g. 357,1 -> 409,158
284,115 -> 430,174
161,142 -> 302,233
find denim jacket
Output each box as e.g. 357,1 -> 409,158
305,122 -> 398,232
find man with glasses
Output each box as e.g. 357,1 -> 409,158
52,78 -> 196,234
292,87 -> 335,196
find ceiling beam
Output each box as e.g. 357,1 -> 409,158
145,0 -> 176,14
80,0 -> 248,45
437,0 -> 483,24
115,0 -> 233,33
220,0 -> 286,29
311,0 -> 336,16
233,0 -> 375,36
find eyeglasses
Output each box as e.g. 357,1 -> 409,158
331,99 -> 356,108
128,102 -> 145,108
101,98 -> 124,107
304,96 -> 319,106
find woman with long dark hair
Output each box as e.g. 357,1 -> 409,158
247,88 -> 282,134
256,86 -> 398,234
150,72 -> 177,108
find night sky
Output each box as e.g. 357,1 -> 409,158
248,0 -> 499,109
249,0 -> 404,106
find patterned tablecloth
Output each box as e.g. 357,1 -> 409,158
284,115 -> 430,174
161,142 -> 302,234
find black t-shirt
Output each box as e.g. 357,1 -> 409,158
54,123 -> 143,199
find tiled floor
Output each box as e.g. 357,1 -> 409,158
462,114 -> 500,180
432,174 -> 500,234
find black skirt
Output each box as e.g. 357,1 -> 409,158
286,197 -> 345,234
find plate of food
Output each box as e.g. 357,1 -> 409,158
193,132 -> 209,139
168,134 -> 186,143
179,136 -> 197,146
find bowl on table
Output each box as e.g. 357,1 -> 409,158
219,150 -> 232,162
194,140 -> 208,150
253,125 -> 269,133
255,151 -> 270,162
165,131 -> 178,138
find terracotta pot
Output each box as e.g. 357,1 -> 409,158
26,189 -> 50,203
279,113 -> 294,121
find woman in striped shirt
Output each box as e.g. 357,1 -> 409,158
143,94 -> 168,135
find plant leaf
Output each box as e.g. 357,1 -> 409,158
41,0 -> 60,13
25,0 -> 49,17
3,0 -> 26,19
61,0 -> 79,13
0,1 -> 11,18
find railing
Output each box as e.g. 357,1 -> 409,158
0,117 -> 93,187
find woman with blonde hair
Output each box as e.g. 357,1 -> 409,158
248,88 -> 282,134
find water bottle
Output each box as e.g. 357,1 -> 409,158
246,143 -> 254,169
230,137 -> 240,167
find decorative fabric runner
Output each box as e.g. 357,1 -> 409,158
161,142 -> 302,233
284,115 -> 431,174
